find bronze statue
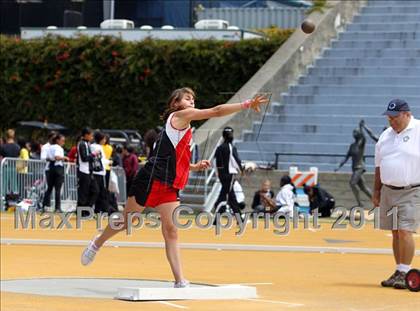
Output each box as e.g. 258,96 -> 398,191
335,120 -> 372,207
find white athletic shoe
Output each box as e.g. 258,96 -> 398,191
174,279 -> 190,288
81,238 -> 99,266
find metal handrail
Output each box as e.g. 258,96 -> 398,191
204,136 -> 224,196
0,157 -> 127,211
273,152 -> 374,170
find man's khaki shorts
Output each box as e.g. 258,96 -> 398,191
379,186 -> 420,232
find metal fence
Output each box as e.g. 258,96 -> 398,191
197,7 -> 307,29
0,157 -> 126,211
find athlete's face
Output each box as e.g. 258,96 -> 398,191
177,93 -> 195,109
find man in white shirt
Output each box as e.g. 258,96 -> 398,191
373,99 -> 420,290
40,132 -> 57,179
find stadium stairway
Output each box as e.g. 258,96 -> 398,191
237,0 -> 420,173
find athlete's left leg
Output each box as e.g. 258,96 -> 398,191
155,201 -> 186,283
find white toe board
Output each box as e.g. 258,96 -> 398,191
117,285 -> 257,301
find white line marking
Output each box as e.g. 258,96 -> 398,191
157,301 -> 189,309
2,238 -> 420,255
245,298 -> 304,307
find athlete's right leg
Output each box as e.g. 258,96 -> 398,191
81,196 -> 144,265
96,196 -> 145,247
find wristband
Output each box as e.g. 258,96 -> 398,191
240,99 -> 252,110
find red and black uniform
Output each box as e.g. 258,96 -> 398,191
128,113 -> 192,207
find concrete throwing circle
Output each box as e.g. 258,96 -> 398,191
1,278 -> 211,299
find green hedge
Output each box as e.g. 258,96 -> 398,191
0,29 -> 293,134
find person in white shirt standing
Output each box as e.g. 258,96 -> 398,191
90,131 -> 112,214
40,131 -> 57,199
42,134 -> 69,212
373,99 -> 420,290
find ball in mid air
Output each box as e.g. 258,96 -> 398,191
301,20 -> 315,34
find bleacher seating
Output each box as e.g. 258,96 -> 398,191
237,0 -> 420,172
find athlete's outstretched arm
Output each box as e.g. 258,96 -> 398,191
174,95 -> 268,126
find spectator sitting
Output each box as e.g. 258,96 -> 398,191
303,184 -> 335,217
0,129 -> 20,158
251,179 -> 275,213
261,175 -> 296,217
122,145 -> 139,196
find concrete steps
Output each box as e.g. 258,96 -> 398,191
235,141 -> 375,154
347,22 -> 420,32
289,85 -> 420,96
281,95 -> 420,105
307,66 -> 420,76
233,0 -> 419,175
250,122 -> 387,134
298,75 -> 420,86
273,103 -> 420,115
323,48 -> 420,58
332,39 -> 420,49
315,57 -> 420,67
353,14 -> 420,23
362,6 -> 420,14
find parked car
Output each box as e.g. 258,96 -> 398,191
100,129 -> 145,156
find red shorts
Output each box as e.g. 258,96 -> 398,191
128,171 -> 179,208
144,179 -> 179,208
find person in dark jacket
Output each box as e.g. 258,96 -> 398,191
303,184 -> 335,217
213,127 -> 243,215
77,127 -> 99,209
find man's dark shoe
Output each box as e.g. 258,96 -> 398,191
381,271 -> 400,287
393,271 -> 407,289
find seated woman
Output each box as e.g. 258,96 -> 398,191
261,175 -> 296,217
251,179 -> 275,213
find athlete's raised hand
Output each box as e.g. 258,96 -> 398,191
242,95 -> 269,113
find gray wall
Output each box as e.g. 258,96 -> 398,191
241,170 -> 374,209
197,7 -> 307,29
